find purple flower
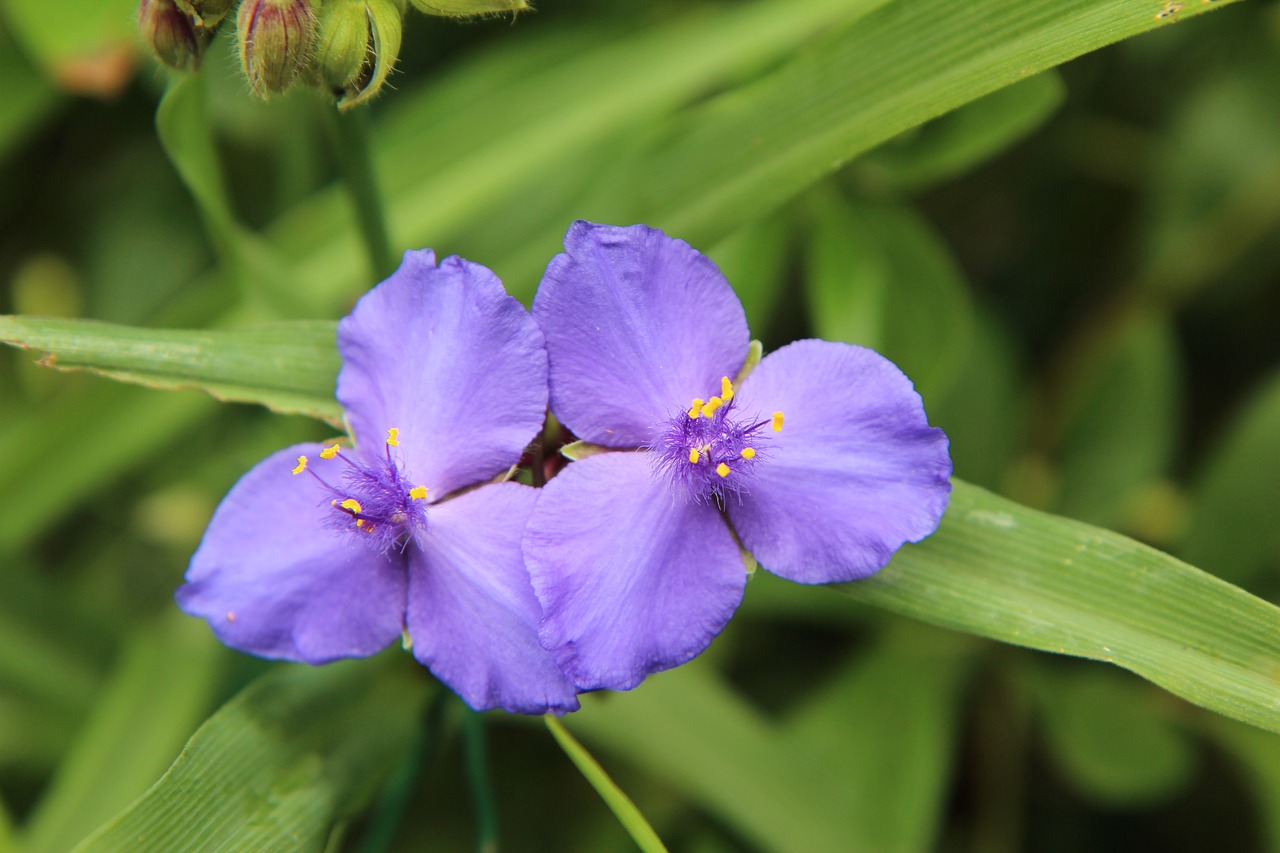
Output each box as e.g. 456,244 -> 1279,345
177,251 -> 579,714
524,222 -> 952,692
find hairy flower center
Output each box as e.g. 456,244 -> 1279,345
654,376 -> 783,502
290,427 -> 429,552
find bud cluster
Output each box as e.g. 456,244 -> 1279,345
138,0 -> 532,108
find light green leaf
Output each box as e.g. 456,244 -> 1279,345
838,480 -> 1280,735
3,0 -> 137,75
568,661 -> 859,853
785,626 -> 975,853
155,76 -> 301,315
0,383 -> 215,550
1183,369 -> 1280,589
0,316 -> 342,425
23,614 -> 224,853
804,186 -> 974,400
73,657 -> 431,853
851,71 -> 1066,193
1029,665 -> 1195,806
1051,309 -> 1181,531
0,26 -> 60,163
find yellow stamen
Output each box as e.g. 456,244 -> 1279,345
703,396 -> 724,416
716,462 -> 731,478
291,456 -> 308,475
340,498 -> 363,514
409,486 -> 429,500
720,376 -> 734,401
688,398 -> 705,419
355,519 -> 365,528
320,444 -> 340,459
741,447 -> 756,459
386,427 -> 400,447
688,448 -> 700,464
772,411 -> 784,432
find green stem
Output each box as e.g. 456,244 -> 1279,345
462,707 -> 500,853
324,105 -> 397,281
544,716 -> 668,853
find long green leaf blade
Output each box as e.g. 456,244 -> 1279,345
840,480 -> 1280,734
73,659 -> 431,853
0,316 -> 342,425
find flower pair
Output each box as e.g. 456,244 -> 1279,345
178,222 -> 952,714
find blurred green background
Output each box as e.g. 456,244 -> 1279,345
2,0 -> 1280,850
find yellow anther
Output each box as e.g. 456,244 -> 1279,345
716,462 -> 731,478
291,456 -> 308,475
355,519 -> 365,528
688,398 -> 705,419
741,447 -> 756,459
340,498 -> 363,514
688,448 -> 700,464
720,376 -> 734,401
386,427 -> 400,447
319,444 -> 340,460
703,396 -> 724,416
409,486 -> 429,500
772,411 -> 784,432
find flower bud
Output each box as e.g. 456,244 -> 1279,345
409,0 -> 530,18
316,0 -> 406,108
138,0 -> 204,71
237,0 -> 317,97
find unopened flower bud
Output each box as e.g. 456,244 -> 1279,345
316,0 -> 405,108
237,0 -> 317,97
409,0 -> 530,18
138,0 -> 204,71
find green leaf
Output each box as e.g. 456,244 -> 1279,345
1183,369 -> 1280,589
803,187 -> 974,400
784,626 -> 975,853
0,26 -> 60,163
3,0 -> 137,75
1029,665 -> 1195,806
73,657 -> 431,853
568,661 -> 861,853
850,71 -> 1066,193
0,383 -> 215,550
155,77 -> 300,314
838,480 -> 1280,735
1051,309 -> 1181,530
22,614 -> 224,853
0,316 -> 342,425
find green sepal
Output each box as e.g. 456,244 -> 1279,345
560,440 -> 613,461
734,340 -> 764,386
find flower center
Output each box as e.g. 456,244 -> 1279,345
653,376 -> 783,502
290,427 -> 429,552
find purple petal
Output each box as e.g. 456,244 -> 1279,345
337,250 -> 547,498
726,340 -> 952,583
177,445 -> 406,663
533,221 -> 750,447
525,452 -> 747,691
407,482 -> 579,714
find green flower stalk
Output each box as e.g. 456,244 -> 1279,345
316,0 -> 407,108
410,0 -> 529,17
138,0 -> 205,70
237,0 -> 317,97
